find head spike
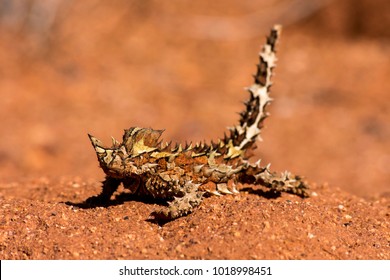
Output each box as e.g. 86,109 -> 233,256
88,134 -> 107,154
111,136 -> 120,147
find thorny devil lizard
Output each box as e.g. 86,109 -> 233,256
86,25 -> 309,221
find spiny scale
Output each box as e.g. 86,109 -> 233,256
86,25 -> 309,221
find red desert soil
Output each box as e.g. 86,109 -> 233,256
0,1 -> 389,259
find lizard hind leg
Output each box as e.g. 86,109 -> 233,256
259,170 -> 310,198
239,161 -> 309,198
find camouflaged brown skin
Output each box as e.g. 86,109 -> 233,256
86,25 -> 309,221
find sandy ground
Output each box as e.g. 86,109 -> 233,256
0,0 -> 389,259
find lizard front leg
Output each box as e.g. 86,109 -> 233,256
149,181 -> 204,221
86,176 -> 121,205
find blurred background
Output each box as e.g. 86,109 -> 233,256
0,0 -> 389,197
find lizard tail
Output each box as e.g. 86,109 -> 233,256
221,25 -> 281,160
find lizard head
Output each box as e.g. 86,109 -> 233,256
88,127 -> 164,177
